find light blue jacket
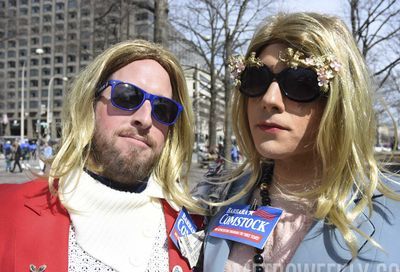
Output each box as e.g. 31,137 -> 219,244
202,175 -> 400,271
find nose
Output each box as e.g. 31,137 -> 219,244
260,81 -> 285,113
130,100 -> 153,129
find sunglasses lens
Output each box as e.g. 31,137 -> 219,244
152,97 -> 180,124
280,68 -> 320,102
239,66 -> 274,97
111,83 -> 144,110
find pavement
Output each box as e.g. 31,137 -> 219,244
0,155 -> 208,186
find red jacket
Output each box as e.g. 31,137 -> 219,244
0,179 -> 199,272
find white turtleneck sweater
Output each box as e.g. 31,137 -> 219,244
59,169 -> 175,272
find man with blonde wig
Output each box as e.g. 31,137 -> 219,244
199,12 -> 400,271
0,40 -> 203,271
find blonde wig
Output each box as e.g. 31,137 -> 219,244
230,12 -> 400,256
48,40 -> 203,213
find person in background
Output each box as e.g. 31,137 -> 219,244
200,12 -> 400,271
0,39 -> 204,272
10,140 -> 23,173
3,140 -> 12,172
40,141 -> 53,174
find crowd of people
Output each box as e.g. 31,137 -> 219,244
0,11 -> 399,272
1,139 -> 53,173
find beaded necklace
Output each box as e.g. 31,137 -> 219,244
253,164 -> 273,272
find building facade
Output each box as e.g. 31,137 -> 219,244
0,0 -> 224,146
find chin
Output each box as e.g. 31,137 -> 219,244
256,144 -> 293,160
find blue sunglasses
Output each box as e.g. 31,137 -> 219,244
96,80 -> 183,126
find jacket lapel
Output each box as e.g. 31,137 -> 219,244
289,202 -> 376,269
203,174 -> 254,272
15,180 -> 70,272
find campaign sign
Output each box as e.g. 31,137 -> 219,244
209,204 -> 283,249
169,207 -> 198,250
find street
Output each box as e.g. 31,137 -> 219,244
0,155 -> 208,186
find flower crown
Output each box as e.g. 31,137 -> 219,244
228,48 -> 341,92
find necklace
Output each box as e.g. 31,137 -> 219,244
253,165 -> 273,272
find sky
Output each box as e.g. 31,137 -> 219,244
274,0 -> 349,23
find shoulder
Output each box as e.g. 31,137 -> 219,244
367,184 -> 400,263
0,179 -> 49,198
0,179 -> 49,213
191,171 -> 252,203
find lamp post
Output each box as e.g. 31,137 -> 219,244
46,76 -> 68,140
20,62 -> 26,141
20,48 -> 44,141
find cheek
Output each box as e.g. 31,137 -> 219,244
94,102 -> 125,137
246,100 -> 257,130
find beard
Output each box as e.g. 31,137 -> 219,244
90,128 -> 162,185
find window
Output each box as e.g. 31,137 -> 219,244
68,22 -> 77,29
7,102 -> 15,109
30,80 -> 38,87
67,55 -> 76,62
54,89 -> 63,96
31,37 -> 39,45
55,56 -> 63,63
19,49 -> 27,57
29,101 -> 39,108
7,61 -> 15,68
82,8 -> 90,17
43,4 -> 52,12
82,20 -> 90,28
56,24 -> 64,32
42,36 -> 52,44
55,45 -> 63,53
30,59 -> 39,66
30,69 -> 39,76
19,18 -> 28,25
8,40 -> 16,47
54,67 -> 63,74
42,68 -> 51,75
136,12 -> 149,21
43,58 -> 51,65
43,15 -> 52,23
68,33 -> 76,40
68,0 -> 77,8
56,13 -> 64,21
56,2 -> 64,10
30,90 -> 38,98
31,26 -> 40,34
69,11 -> 76,19
54,100 -> 62,107
19,39 -> 27,46
20,8 -> 28,15
7,50 -> 16,58
67,66 -> 75,73
43,26 -> 52,33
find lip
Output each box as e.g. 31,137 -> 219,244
119,133 -> 150,147
256,122 -> 288,132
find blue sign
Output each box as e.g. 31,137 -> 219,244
169,207 -> 198,249
209,204 -> 283,249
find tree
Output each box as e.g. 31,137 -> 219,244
92,0 -> 169,51
172,0 -> 270,165
349,0 -> 400,122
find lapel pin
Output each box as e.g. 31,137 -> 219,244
29,264 -> 47,272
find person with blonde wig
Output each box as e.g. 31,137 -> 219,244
200,12 -> 400,271
0,40 -> 204,272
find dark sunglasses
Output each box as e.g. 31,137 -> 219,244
96,79 -> 183,126
239,65 -> 322,102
